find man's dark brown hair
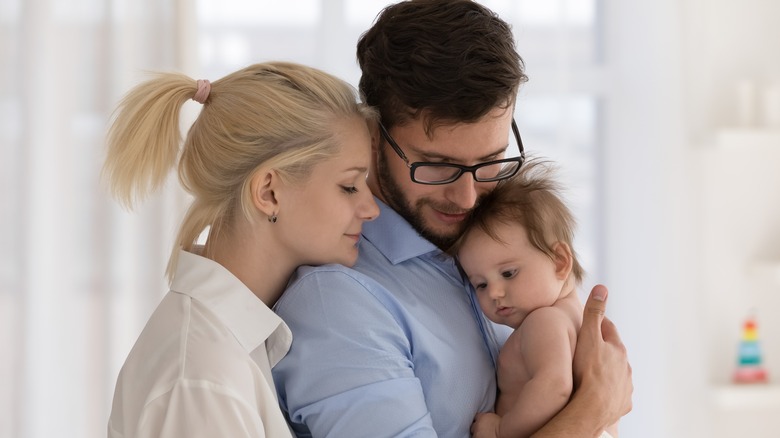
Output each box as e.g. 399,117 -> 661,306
357,0 -> 528,135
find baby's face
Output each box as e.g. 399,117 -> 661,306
457,222 -> 566,329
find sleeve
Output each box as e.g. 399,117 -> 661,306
272,268 -> 438,438
136,380 -> 274,438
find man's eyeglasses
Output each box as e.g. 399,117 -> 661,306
378,119 -> 525,185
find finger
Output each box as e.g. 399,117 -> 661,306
602,316 -> 631,357
601,316 -> 621,343
581,284 -> 608,338
471,413 -> 483,434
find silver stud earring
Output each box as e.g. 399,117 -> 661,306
268,213 -> 278,223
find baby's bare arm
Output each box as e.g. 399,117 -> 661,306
531,285 -> 633,438
495,307 -> 576,438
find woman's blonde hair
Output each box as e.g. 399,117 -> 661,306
103,61 -> 377,280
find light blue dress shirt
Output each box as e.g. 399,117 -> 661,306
273,198 -> 511,437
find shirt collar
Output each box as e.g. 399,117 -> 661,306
170,249 -> 292,366
362,197 -> 442,264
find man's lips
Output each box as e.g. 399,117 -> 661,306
433,209 -> 468,224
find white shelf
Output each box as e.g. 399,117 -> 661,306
711,384 -> 780,409
716,128 -> 780,149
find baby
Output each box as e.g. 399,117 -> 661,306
450,160 -> 618,438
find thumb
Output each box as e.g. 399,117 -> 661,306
581,284 -> 608,338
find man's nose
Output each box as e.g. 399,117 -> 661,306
445,173 -> 480,210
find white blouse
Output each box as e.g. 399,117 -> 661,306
108,250 -> 293,438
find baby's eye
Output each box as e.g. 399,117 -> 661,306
501,269 -> 517,279
473,282 -> 487,291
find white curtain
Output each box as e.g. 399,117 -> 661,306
0,1 -> 192,437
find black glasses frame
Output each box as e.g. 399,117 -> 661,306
378,119 -> 526,185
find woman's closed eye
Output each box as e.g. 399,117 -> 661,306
340,185 -> 358,194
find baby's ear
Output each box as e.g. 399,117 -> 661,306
552,241 -> 573,280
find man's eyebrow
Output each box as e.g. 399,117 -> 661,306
411,144 -> 509,162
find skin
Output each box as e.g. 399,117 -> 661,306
367,107 -> 632,436
270,116 -> 380,268
369,107 -> 514,249
208,115 -> 379,307
457,222 -> 585,438
532,285 -> 632,438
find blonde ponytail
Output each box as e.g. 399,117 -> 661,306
103,73 -> 197,209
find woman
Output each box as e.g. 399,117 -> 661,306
103,62 -> 379,437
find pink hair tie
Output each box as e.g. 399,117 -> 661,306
193,79 -> 211,104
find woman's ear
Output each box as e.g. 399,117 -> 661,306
552,241 -> 573,281
249,168 -> 279,219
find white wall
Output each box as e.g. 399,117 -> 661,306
603,1 -> 780,436
601,1 -> 703,436
683,0 -> 780,139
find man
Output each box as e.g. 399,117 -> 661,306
272,1 -> 632,437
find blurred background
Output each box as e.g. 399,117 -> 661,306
1,0 -> 779,437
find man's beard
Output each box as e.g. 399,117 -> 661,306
375,146 -> 469,250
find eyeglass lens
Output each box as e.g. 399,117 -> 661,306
413,160 -> 521,184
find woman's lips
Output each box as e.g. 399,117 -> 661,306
345,233 -> 361,244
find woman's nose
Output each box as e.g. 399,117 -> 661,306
360,191 -> 380,221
